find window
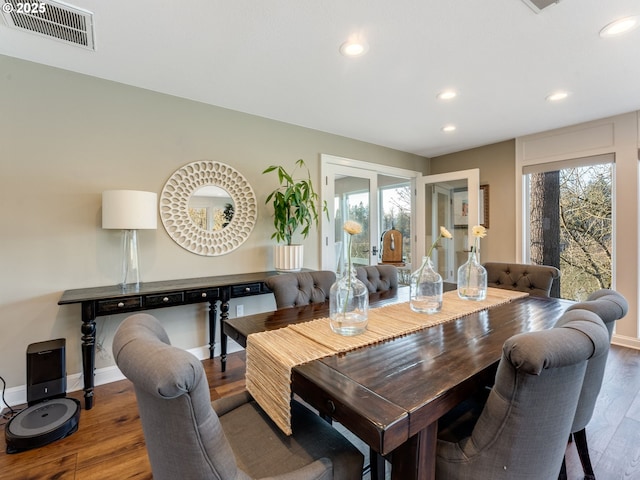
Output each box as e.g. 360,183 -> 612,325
524,155 -> 613,300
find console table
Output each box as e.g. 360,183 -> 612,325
58,271 -> 278,409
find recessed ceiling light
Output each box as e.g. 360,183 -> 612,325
437,90 -> 457,101
546,91 -> 569,102
339,40 -> 369,57
600,15 -> 640,37
441,125 -> 457,133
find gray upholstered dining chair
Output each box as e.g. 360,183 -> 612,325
483,261 -> 560,297
113,313 -> 364,480
436,307 -> 610,480
355,265 -> 398,294
559,289 -> 629,480
265,271 -> 336,309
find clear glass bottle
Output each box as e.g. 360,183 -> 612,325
330,266 -> 369,335
410,256 -> 443,313
457,247 -> 487,301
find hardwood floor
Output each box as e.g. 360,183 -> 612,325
1,346 -> 639,480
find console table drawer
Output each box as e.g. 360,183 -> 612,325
185,288 -> 220,302
231,283 -> 262,297
97,297 -> 142,314
144,292 -> 184,308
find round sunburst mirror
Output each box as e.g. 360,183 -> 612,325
160,161 -> 257,256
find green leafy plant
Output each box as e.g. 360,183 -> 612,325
263,159 -> 328,245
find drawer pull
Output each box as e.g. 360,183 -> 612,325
201,292 -> 207,298
326,399 -> 336,414
231,283 -> 260,297
97,297 -> 142,313
145,293 -> 184,307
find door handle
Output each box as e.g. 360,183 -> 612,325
371,246 -> 378,256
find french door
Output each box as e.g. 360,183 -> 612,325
323,162 -> 378,273
417,169 -> 480,282
321,155 -> 417,274
321,155 -> 480,282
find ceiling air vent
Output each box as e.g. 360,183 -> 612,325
520,0 -> 562,13
0,0 -> 94,50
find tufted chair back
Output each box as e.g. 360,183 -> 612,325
265,271 -> 336,309
566,289 -> 628,429
483,262 -> 560,298
436,308 -> 609,480
558,289 -> 628,479
113,313 -> 364,480
355,265 -> 399,294
113,314 -> 248,480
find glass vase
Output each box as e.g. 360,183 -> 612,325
457,248 -> 487,301
410,256 -> 443,314
330,266 -> 369,335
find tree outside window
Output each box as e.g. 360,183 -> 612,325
528,163 -> 612,300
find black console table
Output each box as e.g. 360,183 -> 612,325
58,272 -> 278,409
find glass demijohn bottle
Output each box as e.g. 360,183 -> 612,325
410,256 -> 443,313
457,247 -> 487,301
329,266 -> 369,335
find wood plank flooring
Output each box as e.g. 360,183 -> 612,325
1,345 -> 639,480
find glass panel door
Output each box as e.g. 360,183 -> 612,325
337,176 -> 371,273
324,164 -> 377,274
432,185 -> 454,281
417,169 -> 480,282
380,179 -> 412,268
321,155 -> 418,275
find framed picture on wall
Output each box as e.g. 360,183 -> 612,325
453,189 -> 469,227
454,185 -> 490,229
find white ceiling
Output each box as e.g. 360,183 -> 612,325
1,0 -> 639,157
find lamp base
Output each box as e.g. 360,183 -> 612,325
120,229 -> 140,289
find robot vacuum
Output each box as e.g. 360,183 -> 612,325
4,338 -> 81,454
5,397 -> 81,454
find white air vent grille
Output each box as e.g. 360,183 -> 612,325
521,0 -> 562,13
1,0 -> 94,50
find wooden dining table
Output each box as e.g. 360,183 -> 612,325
223,288 -> 572,480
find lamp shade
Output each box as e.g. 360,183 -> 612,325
102,190 -> 158,230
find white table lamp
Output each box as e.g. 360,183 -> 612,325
102,190 -> 157,289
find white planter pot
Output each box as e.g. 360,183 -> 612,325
274,245 -> 304,272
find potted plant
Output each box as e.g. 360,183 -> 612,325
263,159 -> 328,271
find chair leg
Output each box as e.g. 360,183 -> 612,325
320,413 -> 332,424
558,456 -> 568,480
573,428 -> 596,480
369,448 -> 385,480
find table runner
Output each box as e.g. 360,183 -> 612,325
246,288 -> 528,435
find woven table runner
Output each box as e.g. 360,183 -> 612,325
246,288 -> 528,435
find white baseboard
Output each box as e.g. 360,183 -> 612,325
612,334 -> 640,350
1,343 -> 244,411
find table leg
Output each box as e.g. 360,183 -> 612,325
208,299 -> 217,360
391,422 -> 437,480
220,293 -> 230,372
80,302 -> 96,410
370,450 -> 386,480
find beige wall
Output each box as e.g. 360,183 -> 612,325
430,140 -> 516,263
0,55 -> 427,389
